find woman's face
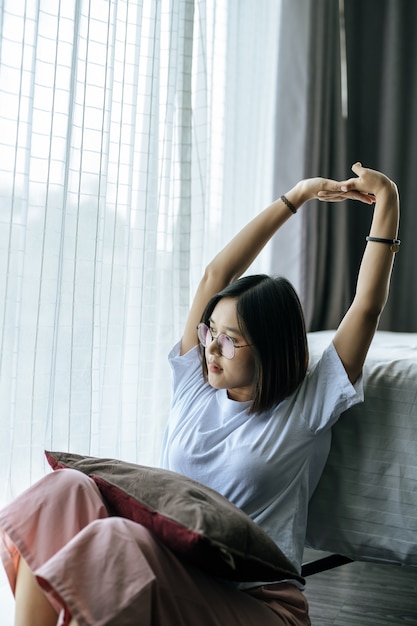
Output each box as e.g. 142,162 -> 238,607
204,297 -> 256,402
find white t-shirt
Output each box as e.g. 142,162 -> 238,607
160,340 -> 363,581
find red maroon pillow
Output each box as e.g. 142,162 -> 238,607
45,451 -> 303,584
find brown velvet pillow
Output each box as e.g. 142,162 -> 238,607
45,451 -> 303,584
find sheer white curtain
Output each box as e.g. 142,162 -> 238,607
0,0 -> 281,502
0,0 -> 281,618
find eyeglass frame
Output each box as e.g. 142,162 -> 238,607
197,322 -> 252,360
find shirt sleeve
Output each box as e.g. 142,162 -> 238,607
298,341 -> 364,434
160,341 -> 205,468
168,340 -> 204,403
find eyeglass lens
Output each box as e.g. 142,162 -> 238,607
197,323 -> 235,359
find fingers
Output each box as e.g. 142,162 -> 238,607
329,163 -> 375,199
317,189 -> 375,204
339,162 -> 364,190
341,162 -> 392,197
317,169 -> 376,203
308,163 -> 390,204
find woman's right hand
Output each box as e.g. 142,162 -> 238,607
334,162 -> 397,201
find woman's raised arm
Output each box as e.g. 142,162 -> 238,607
180,194 -> 294,354
180,173 -> 373,355
328,163 -> 400,383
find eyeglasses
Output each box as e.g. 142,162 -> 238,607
197,323 -> 252,360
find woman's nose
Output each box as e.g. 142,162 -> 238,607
206,335 -> 221,356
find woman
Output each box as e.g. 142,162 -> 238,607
0,163 -> 400,625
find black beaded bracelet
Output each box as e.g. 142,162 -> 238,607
280,194 -> 297,214
366,236 -> 401,253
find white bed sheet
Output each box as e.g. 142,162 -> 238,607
305,330 -> 417,567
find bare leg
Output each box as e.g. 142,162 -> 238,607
14,557 -> 58,626
68,620 -> 79,626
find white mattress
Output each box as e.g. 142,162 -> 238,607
305,330 -> 417,567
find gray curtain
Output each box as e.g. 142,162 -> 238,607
270,0 -> 312,289
343,0 -> 417,331
274,0 -> 417,332
300,0 -> 349,331
273,0 -> 350,330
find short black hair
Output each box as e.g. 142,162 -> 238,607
200,275 -> 309,414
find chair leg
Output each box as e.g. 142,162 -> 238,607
301,553 -> 354,577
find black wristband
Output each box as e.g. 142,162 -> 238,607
366,236 -> 401,253
280,195 -> 297,215
281,196 -> 297,215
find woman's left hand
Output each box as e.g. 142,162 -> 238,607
318,186 -> 376,204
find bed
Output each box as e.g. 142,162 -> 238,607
303,330 -> 417,576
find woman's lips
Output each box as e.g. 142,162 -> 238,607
208,362 -> 222,373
